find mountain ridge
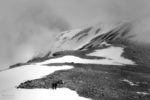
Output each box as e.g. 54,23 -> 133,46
1,22 -> 150,100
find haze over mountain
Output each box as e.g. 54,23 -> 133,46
0,0 -> 150,99
0,21 -> 150,100
1,0 -> 150,70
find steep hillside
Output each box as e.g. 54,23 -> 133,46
49,22 -> 132,54
1,22 -> 150,100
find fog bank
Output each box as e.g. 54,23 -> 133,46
0,0 -> 150,69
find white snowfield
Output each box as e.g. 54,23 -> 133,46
86,46 -> 135,65
0,46 -> 135,100
0,63 -> 91,100
0,88 -> 90,100
53,23 -> 121,53
0,65 -> 73,91
36,46 -> 135,66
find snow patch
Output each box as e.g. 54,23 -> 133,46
100,42 -> 111,46
136,92 -> 149,96
121,79 -> 138,86
86,46 -> 135,65
0,88 -> 90,100
36,55 -> 129,66
0,65 -> 73,91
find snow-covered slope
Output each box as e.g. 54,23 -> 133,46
0,64 -> 89,100
0,22 -> 150,100
50,22 -> 131,53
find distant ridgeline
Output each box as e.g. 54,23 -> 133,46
6,22 -> 150,100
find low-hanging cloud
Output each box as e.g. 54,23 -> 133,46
92,0 -> 150,42
82,0 -> 150,42
1,0 -> 150,70
102,0 -> 150,42
0,0 -> 70,70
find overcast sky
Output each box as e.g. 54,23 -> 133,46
0,0 -> 150,70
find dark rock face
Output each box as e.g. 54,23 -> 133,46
17,23 -> 150,100
71,27 -> 92,40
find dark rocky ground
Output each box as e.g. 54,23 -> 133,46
17,39 -> 150,100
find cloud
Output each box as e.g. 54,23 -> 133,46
77,0 -> 150,42
0,0 -> 70,69
0,0 -> 150,69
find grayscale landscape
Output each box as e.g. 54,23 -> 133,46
0,0 -> 150,100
